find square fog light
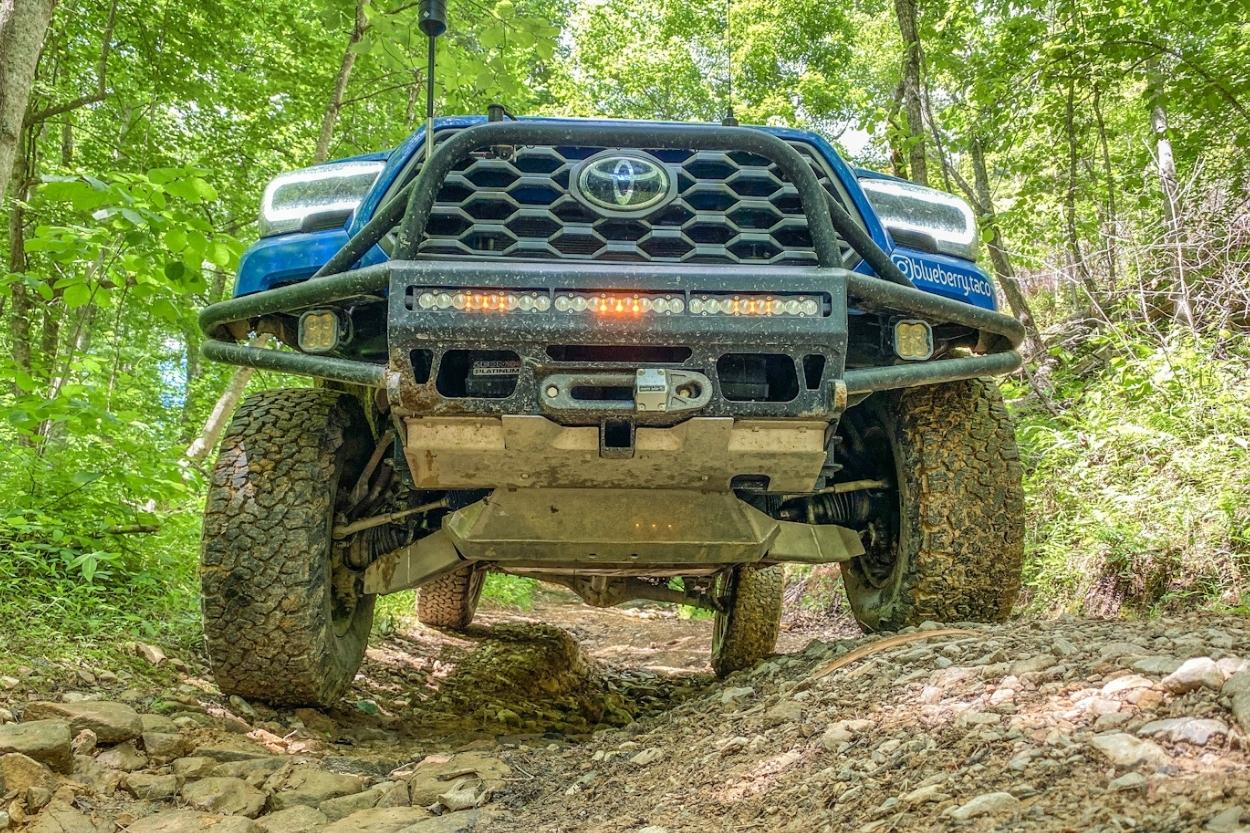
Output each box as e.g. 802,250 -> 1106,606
893,319 -> 933,361
298,309 -> 346,354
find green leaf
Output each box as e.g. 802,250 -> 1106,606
207,242 -> 232,267
63,283 -> 92,309
151,298 -> 182,323
164,227 -> 188,251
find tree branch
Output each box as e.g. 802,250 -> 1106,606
24,0 -> 117,127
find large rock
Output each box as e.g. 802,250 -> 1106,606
945,792 -> 1020,821
1230,692 -> 1250,735
124,772 -> 182,800
321,792 -> 381,821
172,757 -> 218,779
1130,656 -> 1183,676
140,714 -> 179,734
1088,733 -> 1171,768
320,807 -> 431,833
0,752 -> 54,795
254,806 -> 327,833
27,801 -> 101,833
406,753 -> 510,806
193,745 -> 271,763
1161,658 -> 1223,693
22,702 -> 142,744
399,811 -> 482,833
319,786 -> 394,822
435,777 -> 489,812
1137,717 -> 1229,746
0,720 -> 73,773
95,741 -> 148,771
1224,672 -> 1250,697
72,754 -> 123,795
265,767 -> 365,810
127,810 -> 259,833
210,757 -> 290,785
142,732 -> 190,762
181,777 -> 268,818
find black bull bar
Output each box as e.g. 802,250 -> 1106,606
199,121 -> 1024,395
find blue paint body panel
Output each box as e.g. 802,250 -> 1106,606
235,117 -> 997,311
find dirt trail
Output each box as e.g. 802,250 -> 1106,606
1,596 -> 1248,833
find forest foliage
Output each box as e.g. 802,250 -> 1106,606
1,0 -> 1248,655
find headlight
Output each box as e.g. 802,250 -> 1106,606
259,160 -> 385,237
858,177 -> 979,261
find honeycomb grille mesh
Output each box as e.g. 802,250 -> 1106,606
415,140 -> 858,266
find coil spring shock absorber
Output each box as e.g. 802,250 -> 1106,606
775,477 -> 892,526
778,492 -> 876,525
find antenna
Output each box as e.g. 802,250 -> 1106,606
419,0 -> 448,163
722,0 -> 737,126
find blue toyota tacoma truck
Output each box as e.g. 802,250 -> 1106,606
198,115 -> 1025,706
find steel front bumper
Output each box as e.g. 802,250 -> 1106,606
198,259 -> 1024,403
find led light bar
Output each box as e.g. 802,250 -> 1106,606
553,292 -> 685,316
414,289 -> 552,312
689,294 -> 821,317
411,288 -> 825,318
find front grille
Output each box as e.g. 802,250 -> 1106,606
413,137 -> 859,266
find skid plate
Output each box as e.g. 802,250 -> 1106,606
444,488 -> 779,566
402,415 -> 829,492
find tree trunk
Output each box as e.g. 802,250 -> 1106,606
7,143 -> 33,382
1063,80 -> 1104,317
1148,70 -> 1193,331
180,267 -> 229,438
37,300 -> 92,451
0,0 -> 57,201
886,79 -> 908,180
184,335 -> 272,465
892,0 -> 927,186
1091,83 -> 1118,290
970,135 -> 1043,352
314,0 -> 368,164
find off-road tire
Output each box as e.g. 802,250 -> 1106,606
710,564 -> 783,677
841,378 -> 1024,631
201,387 -> 375,707
417,566 -> 486,630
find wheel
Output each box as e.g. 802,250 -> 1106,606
201,387 -> 375,707
710,564 -> 783,677
840,378 -> 1024,631
417,565 -> 486,630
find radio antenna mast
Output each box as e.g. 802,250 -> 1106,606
419,0 -> 448,163
723,0 -> 737,126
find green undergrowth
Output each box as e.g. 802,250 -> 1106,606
482,573 -> 538,609
1007,332 -> 1250,616
0,505 -> 203,677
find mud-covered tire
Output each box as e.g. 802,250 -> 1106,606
417,566 -> 486,630
201,387 -> 375,707
841,378 -> 1024,631
710,564 -> 783,677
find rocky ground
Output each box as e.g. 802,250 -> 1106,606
2,594 -> 1249,833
